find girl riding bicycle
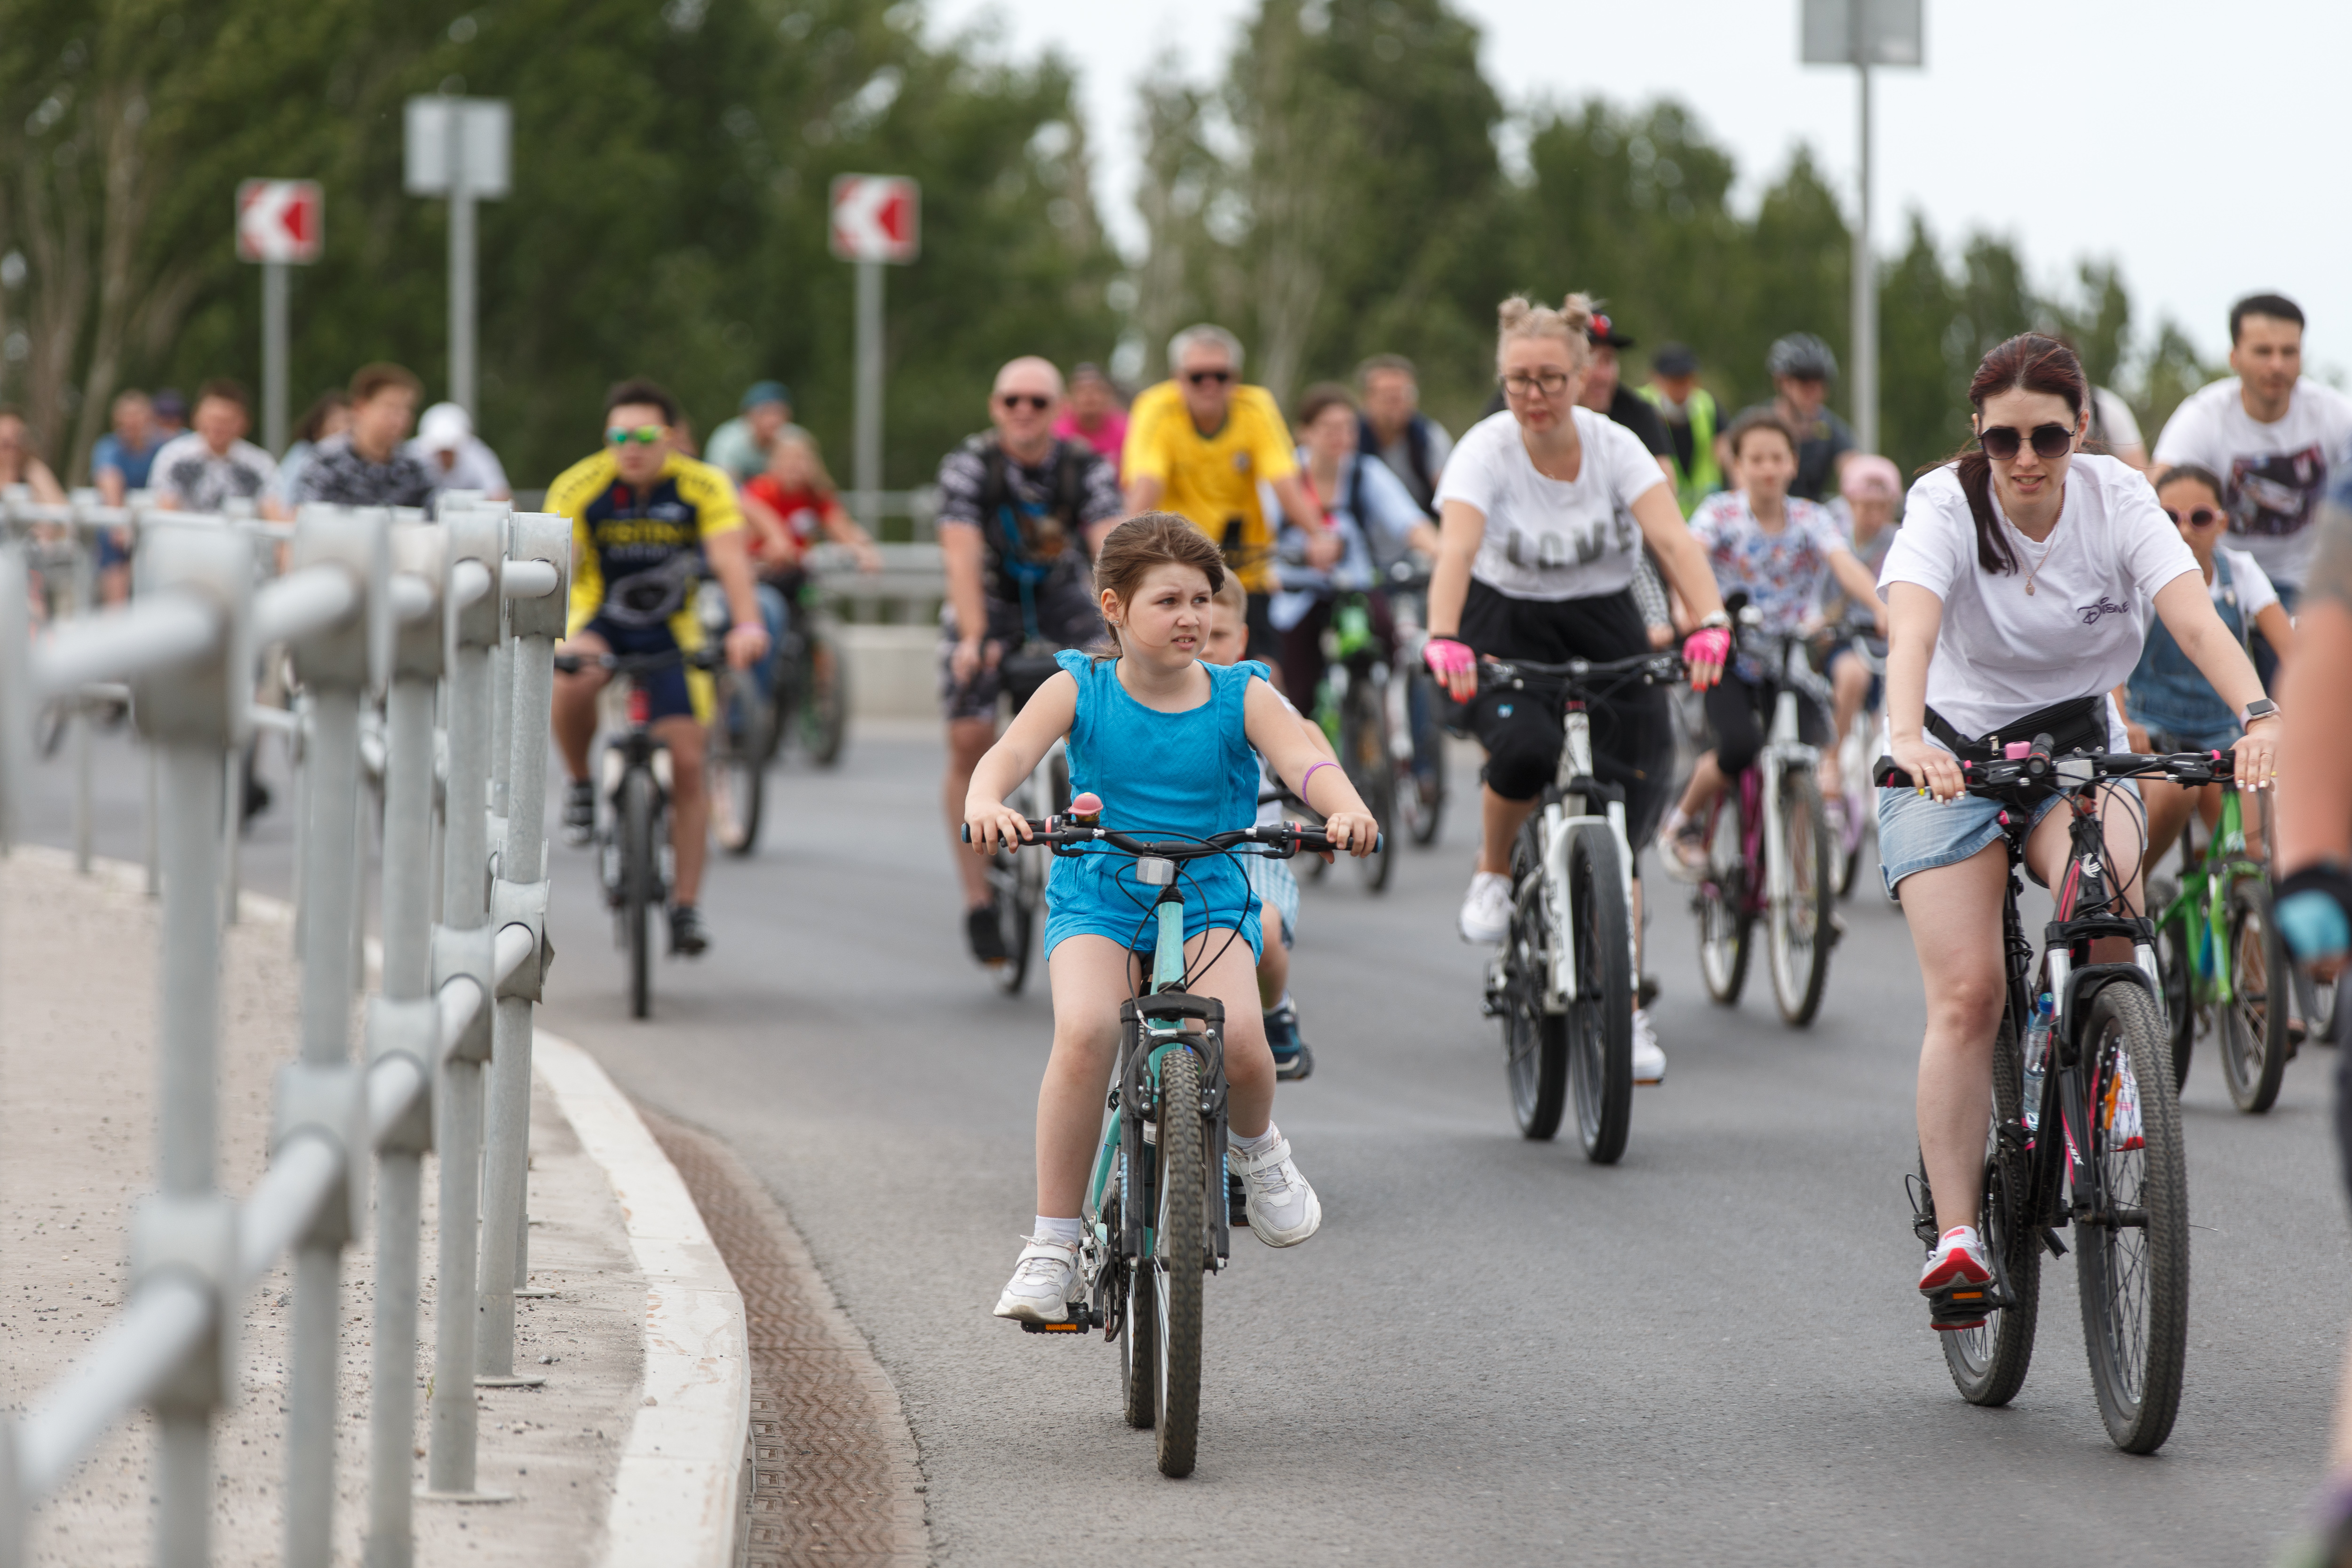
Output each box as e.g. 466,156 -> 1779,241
964,513 -> 1377,1324
1659,408 -> 1887,873
1423,293 -> 1731,1084
1879,334 -> 2277,1322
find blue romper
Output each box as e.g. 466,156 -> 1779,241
1042,649 -> 1268,961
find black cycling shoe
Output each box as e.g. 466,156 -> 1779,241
562,780 -> 596,847
668,903 -> 709,957
1265,999 -> 1313,1082
967,901 -> 1008,966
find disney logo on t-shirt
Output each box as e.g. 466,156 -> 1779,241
2076,595 -> 2130,627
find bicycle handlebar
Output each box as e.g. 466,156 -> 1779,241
961,817 -> 1381,859
1872,739 -> 2235,795
552,645 -> 723,677
1478,650 -> 1687,692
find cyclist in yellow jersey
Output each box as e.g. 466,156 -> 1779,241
548,378 -> 769,955
1123,323 -> 1336,670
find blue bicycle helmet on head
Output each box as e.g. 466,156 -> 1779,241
1766,333 -> 1838,382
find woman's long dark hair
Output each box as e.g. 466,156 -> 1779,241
1927,333 -> 2087,574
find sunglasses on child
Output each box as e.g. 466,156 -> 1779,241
2164,505 -> 2225,529
995,393 -> 1053,411
1975,422 -> 2074,462
606,424 -> 666,446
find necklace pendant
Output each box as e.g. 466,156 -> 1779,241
2025,581 -> 2036,596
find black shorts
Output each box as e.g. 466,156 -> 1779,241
580,614 -> 699,724
1459,580 -> 1673,852
1703,671 -> 1828,777
1244,592 -> 1280,668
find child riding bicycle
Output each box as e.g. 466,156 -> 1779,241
963,514 -> 1376,1324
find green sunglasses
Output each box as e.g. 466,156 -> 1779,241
605,424 -> 666,446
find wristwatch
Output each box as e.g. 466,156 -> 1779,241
1696,611 -> 1732,631
2241,697 -> 2280,724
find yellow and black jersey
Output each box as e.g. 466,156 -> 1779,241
547,448 -> 744,640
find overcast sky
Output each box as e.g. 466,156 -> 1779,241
927,0 -> 2350,376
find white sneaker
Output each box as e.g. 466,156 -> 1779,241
1631,1007 -> 1666,1084
1458,871 -> 1513,944
1228,1130 -> 1322,1247
991,1234 -> 1081,1323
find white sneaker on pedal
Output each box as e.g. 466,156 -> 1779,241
991,1234 -> 1082,1323
1631,1007 -> 1667,1084
1229,1129 -> 1322,1247
1458,871 -> 1513,944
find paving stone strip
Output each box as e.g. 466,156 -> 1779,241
640,1109 -> 930,1568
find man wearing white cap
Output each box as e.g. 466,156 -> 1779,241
409,401 -> 512,503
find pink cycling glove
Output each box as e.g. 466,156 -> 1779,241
1422,637 -> 1475,679
1682,626 -> 1730,668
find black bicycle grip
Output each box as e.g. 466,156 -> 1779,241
1872,755 -> 1906,788
2025,732 -> 2054,777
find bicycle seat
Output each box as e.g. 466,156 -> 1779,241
999,648 -> 1064,713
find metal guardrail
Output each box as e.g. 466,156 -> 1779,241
0,485 -> 571,1567
805,539 -> 946,625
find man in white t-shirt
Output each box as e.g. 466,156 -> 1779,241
2152,292 -> 2352,681
150,379 -> 281,517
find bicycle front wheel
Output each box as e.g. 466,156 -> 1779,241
1152,1048 -> 1207,1478
621,770 -> 658,1020
1768,770 -> 1835,1026
1936,1014 -> 2040,1405
993,849 -> 1039,995
1398,664 -> 1447,847
1565,823 -> 1632,1164
1503,821 -> 1568,1141
1696,790 -> 1751,1005
2075,983 -> 2189,1454
2221,877 -> 2290,1113
801,628 -> 850,766
708,676 -> 766,857
1344,677 -> 1396,892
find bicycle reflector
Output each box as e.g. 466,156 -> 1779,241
628,688 -> 652,726
1135,857 -> 1177,886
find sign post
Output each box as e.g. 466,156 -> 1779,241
404,97 -> 512,417
235,180 -> 323,454
828,175 -> 920,529
1801,0 -> 1923,457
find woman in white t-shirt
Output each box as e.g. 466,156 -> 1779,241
1880,334 -> 2278,1323
1424,294 -> 1730,1082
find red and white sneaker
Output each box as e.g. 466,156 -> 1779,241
1918,1225 -> 1994,1330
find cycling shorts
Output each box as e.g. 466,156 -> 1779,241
579,613 -> 711,726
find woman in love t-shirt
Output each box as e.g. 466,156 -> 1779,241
1881,333 -> 2276,1324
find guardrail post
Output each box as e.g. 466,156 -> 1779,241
477,514 -> 567,1377
425,503 -> 503,1499
126,524 -> 250,1568
365,521 -> 451,1568
277,505 -> 390,1568
67,493 -> 95,874
0,544 -> 30,852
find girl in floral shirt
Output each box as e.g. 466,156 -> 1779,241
1661,409 -> 1885,871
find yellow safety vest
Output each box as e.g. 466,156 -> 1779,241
1636,384 -> 1723,516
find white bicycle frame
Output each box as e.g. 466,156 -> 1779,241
1538,707 -> 1639,1013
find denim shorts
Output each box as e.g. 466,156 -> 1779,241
1876,785 -> 2066,896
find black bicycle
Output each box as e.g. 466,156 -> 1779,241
1383,559 -> 1450,848
980,643 -> 1075,995
965,806 -> 1368,1477
760,572 -> 849,769
1882,738 -> 2225,1454
1478,650 -> 1683,1159
556,643 -> 721,1019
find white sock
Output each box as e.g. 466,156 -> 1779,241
1033,1215 -> 1083,1249
1231,1124 -> 1281,1161
1263,990 -> 1293,1016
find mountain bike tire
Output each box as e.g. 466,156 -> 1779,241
2076,983 -> 2189,1454
1402,664 -> 1447,847
1935,1014 -> 2040,1406
993,852 -> 1039,995
1344,679 -> 1396,892
622,769 -> 658,1020
1565,823 -> 1633,1165
2221,877 -> 2290,1113
709,677 -> 766,858
1697,790 -> 1752,1005
1117,1147 -> 1155,1429
2153,896 -> 2195,1090
1152,1048 -> 1206,1478
1504,820 -> 1569,1141
801,629 -> 850,767
1769,771 -> 1835,1027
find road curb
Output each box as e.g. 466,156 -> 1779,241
534,1030 -> 752,1568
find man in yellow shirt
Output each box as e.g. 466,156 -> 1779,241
1123,324 -> 1334,666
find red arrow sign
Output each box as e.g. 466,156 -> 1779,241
828,175 -> 920,264
237,180 -> 324,265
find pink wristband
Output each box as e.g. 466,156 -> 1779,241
1300,760 -> 1337,803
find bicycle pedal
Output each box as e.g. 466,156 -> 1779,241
2039,1226 -> 2068,1258
1923,1278 -> 2008,1328
1020,1308 -> 1100,1335
1226,1170 -> 1247,1227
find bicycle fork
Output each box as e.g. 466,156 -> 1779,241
1541,708 -> 1638,1011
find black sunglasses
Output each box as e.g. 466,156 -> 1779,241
996,393 -> 1052,411
1976,422 -> 2074,462
2164,505 -> 2224,528
1184,369 -> 1233,386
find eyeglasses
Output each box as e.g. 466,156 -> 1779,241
2164,505 -> 2225,528
1183,369 -> 1232,386
1500,370 -> 1571,399
1975,422 -> 2073,462
996,393 -> 1052,412
606,425 -> 666,446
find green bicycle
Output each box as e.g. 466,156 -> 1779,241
969,797 -> 1366,1478
2152,777 -> 2289,1111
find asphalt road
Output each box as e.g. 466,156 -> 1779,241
29,720 -> 2350,1564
